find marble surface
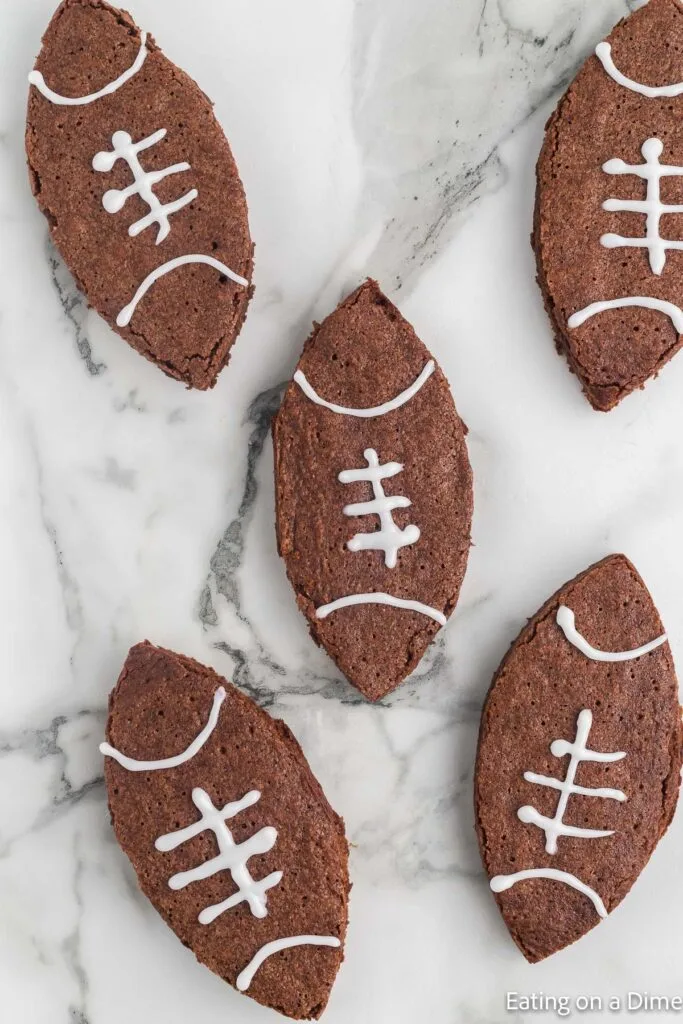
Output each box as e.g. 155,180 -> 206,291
2,0 -> 683,1021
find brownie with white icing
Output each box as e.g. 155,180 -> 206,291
26,0 -> 253,389
102,642 -> 349,1019
534,0 -> 683,410
475,554 -> 682,962
273,279 -> 473,701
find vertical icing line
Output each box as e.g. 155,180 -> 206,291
100,686 -> 226,770
29,32 -> 148,106
517,709 -> 626,855
339,448 -> 420,567
236,935 -> 342,992
93,128 -> 197,244
599,138 -> 683,276
556,605 -> 667,661
155,787 -> 282,922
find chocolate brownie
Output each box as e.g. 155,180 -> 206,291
475,554 -> 682,961
535,0 -> 683,410
102,642 -> 349,1019
26,0 -> 253,389
273,279 -> 473,701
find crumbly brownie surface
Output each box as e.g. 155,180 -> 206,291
26,0 -> 253,388
273,279 -> 473,701
103,642 -> 349,1019
535,0 -> 683,410
475,555 -> 682,961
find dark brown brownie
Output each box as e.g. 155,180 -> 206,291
534,0 -> 683,410
103,642 -> 349,1019
26,0 -> 253,389
475,555 -> 682,962
273,279 -> 473,701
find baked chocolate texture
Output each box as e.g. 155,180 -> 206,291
475,554 -> 682,962
273,279 -> 473,702
26,0 -> 253,388
103,643 -> 348,1019
535,0 -> 683,410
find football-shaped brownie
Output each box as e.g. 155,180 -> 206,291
535,0 -> 683,410
475,554 -> 682,962
273,279 -> 473,702
101,643 -> 348,1019
26,0 -> 253,389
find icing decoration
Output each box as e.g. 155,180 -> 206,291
93,129 -> 198,244
315,592 -> 446,626
100,686 -> 225,771
600,138 -> 683,275
568,296 -> 683,334
518,709 -> 626,855
236,935 -> 341,992
116,254 -> 248,327
155,787 -> 282,923
595,41 -> 683,99
339,448 -> 419,568
490,869 -> 608,919
294,360 -> 435,417
28,32 -> 148,106
557,605 -> 667,661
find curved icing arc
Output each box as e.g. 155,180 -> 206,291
595,41 -> 683,99
100,685 -> 226,770
556,605 -> 667,662
28,32 -> 148,106
490,868 -> 608,919
116,254 -> 249,327
315,591 -> 447,626
236,935 -> 342,992
567,297 -> 683,334
294,360 -> 435,417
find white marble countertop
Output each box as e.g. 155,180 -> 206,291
3,0 -> 683,1021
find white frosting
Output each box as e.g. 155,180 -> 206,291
100,686 -> 225,771
116,254 -> 248,328
155,787 -> 282,923
596,41 -> 683,99
93,129 -> 197,244
490,869 -> 608,919
518,709 -> 626,855
28,32 -> 148,106
294,360 -> 435,417
600,137 -> 683,275
557,605 -> 667,661
315,591 -> 446,626
339,448 -> 419,568
568,296 -> 683,334
236,935 -> 342,992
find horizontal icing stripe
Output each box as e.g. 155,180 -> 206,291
100,686 -> 225,770
294,360 -> 434,417
595,41 -> 683,99
523,771 -> 626,802
236,935 -> 341,992
29,33 -> 148,106
117,254 -> 248,327
315,592 -> 446,626
490,868 -> 607,919
556,605 -> 667,662
568,297 -> 683,334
